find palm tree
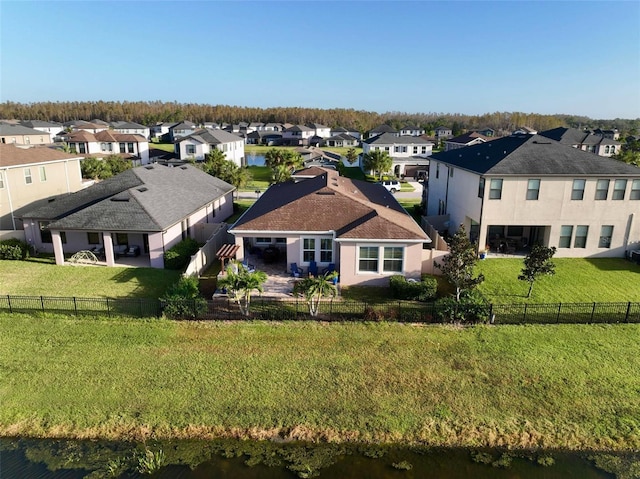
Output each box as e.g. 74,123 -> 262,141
293,272 -> 339,317
362,150 -> 392,180
217,260 -> 268,316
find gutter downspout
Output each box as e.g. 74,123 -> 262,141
477,176 -> 486,254
5,169 -> 16,230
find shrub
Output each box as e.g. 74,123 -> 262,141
0,238 -> 30,260
392,460 -> 413,470
435,290 -> 490,324
389,275 -> 437,302
163,238 -> 201,270
161,276 -> 207,319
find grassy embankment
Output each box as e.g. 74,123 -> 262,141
1,316 -> 638,451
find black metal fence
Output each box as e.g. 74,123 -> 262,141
1,295 -> 639,324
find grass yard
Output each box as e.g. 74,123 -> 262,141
1,315 -> 638,451
477,257 -> 640,303
242,165 -> 271,191
148,142 -> 174,153
0,258 -> 180,298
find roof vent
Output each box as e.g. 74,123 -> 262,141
137,187 -> 148,192
48,198 -> 56,203
111,196 -> 129,202
180,166 -> 188,170
144,165 -> 154,170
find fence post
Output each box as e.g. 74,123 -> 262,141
106,298 -> 111,317
73,297 -> 78,316
329,298 -> 333,321
523,302 -> 527,323
625,302 -> 631,323
556,303 -> 561,323
591,302 -> 596,322
7,295 -> 12,314
489,303 -> 493,324
139,298 -> 144,318
41,296 -> 45,313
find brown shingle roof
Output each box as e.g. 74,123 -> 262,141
231,170 -> 428,241
0,144 -> 84,167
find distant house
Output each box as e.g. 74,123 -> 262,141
282,125 -> 315,146
62,130 -> 150,165
362,133 -> 434,177
331,126 -> 361,140
229,168 -> 430,287
0,145 -> 84,231
538,127 -> 622,157
434,126 -> 453,140
445,132 -> 490,151
169,121 -> 198,141
513,126 -> 537,135
426,134 -> 640,258
21,164 -> 235,268
0,124 -> 52,145
306,123 -> 331,138
399,125 -> 425,137
67,120 -> 109,134
593,129 -> 620,141
367,124 -> 398,139
246,130 -> 282,146
324,133 -> 359,148
20,121 -> 64,141
150,122 -> 178,140
176,129 -> 245,165
111,121 -> 150,140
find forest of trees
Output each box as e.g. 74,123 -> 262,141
1,101 -> 638,136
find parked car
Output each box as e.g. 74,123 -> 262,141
379,180 -> 401,193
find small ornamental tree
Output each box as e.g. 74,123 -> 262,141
217,260 -> 268,316
518,245 -> 557,298
433,225 -> 484,302
345,148 -> 358,165
293,271 -> 339,317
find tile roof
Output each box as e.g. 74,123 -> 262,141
0,144 -> 84,167
430,134 -> 640,176
22,164 -> 235,232
231,170 -> 429,241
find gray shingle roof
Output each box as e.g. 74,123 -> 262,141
364,132 -> 432,145
179,129 -> 243,144
539,127 -> 620,146
369,124 -> 397,134
429,134 -> 640,176
0,124 -> 47,136
22,164 -> 234,232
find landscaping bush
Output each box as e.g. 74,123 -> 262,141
389,274 -> 437,302
435,290 -> 490,324
160,276 -> 207,319
163,238 -> 202,270
0,238 -> 30,260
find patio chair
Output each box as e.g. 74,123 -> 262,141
290,263 -> 304,278
308,261 -> 318,277
241,258 -> 256,273
322,263 -> 336,275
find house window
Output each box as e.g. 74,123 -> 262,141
604,146 -> 610,154
595,179 -> 609,200
0,172 -> 4,189
559,225 -> 573,248
413,146 -> 418,154
115,233 -> 128,246
186,144 -> 196,155
24,168 -> 32,184
119,143 -> 126,153
87,232 -> 100,245
478,178 -> 485,198
598,225 -> 613,248
489,178 -> 503,199
303,238 -> 315,262
358,246 -> 379,272
574,225 -> 588,248
320,238 -> 333,262
421,146 -> 427,154
571,179 -> 585,200
631,179 -> 640,200
39,166 -> 47,182
40,222 -> 52,243
127,142 -> 134,153
394,146 -> 400,153
100,142 -> 107,152
255,237 -> 271,244
526,179 -> 540,200
612,179 -> 627,200
383,247 -> 403,273
507,226 -> 523,237
78,143 -> 86,154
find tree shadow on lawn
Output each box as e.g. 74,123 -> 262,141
583,258 -> 640,272
109,268 -> 180,298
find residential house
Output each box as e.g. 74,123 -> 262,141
538,127 -> 622,157
20,120 -> 64,140
111,121 -> 150,140
176,129 -> 245,165
593,129 -> 620,141
229,168 -> 430,287
513,126 -> 537,135
399,125 -> 425,137
434,126 -> 453,140
260,123 -> 283,132
21,164 -> 235,268
324,133 -> 359,148
246,130 -> 282,146
362,133 -> 434,177
444,132 -> 490,151
169,121 -> 198,141
0,145 -> 84,231
426,134 -> 640,258
67,120 -> 109,134
150,122 -> 178,140
476,128 -> 495,137
367,124 -> 398,138
282,125 -> 315,146
0,124 -> 52,145
62,130 -> 150,165
331,126 -> 361,140
306,123 -> 332,138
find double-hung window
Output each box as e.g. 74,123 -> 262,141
358,246 -> 379,272
559,225 -> 573,248
478,178 -> 485,198
39,166 -> 47,182
571,179 -> 585,200
612,179 -> 627,200
526,179 -> 540,200
24,168 -> 32,185
574,225 -> 588,248
383,247 -> 403,273
595,179 -> 609,200
599,226 -> 613,248
489,179 -> 503,199
303,238 -> 315,262
631,179 -> 640,200
320,238 -> 332,262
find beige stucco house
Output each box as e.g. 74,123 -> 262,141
0,124 -> 52,146
229,168 -> 431,287
427,133 -> 640,258
0,144 -> 84,231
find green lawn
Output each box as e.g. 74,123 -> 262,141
0,259 -> 180,298
1,316 -> 638,451
477,258 -> 640,303
243,165 -> 271,191
148,142 -> 174,153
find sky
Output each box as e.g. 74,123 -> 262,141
1,0 -> 639,119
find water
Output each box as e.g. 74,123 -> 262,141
246,154 -> 266,167
1,438 -> 630,478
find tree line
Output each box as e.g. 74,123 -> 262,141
2,101 -> 638,136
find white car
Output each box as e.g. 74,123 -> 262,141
379,180 -> 401,193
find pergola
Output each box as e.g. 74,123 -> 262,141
215,243 -> 239,274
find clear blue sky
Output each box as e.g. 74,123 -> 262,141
1,1 -> 639,119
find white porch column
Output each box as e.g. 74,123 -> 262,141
52,231 -> 65,265
148,232 -> 165,269
103,232 -> 115,267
